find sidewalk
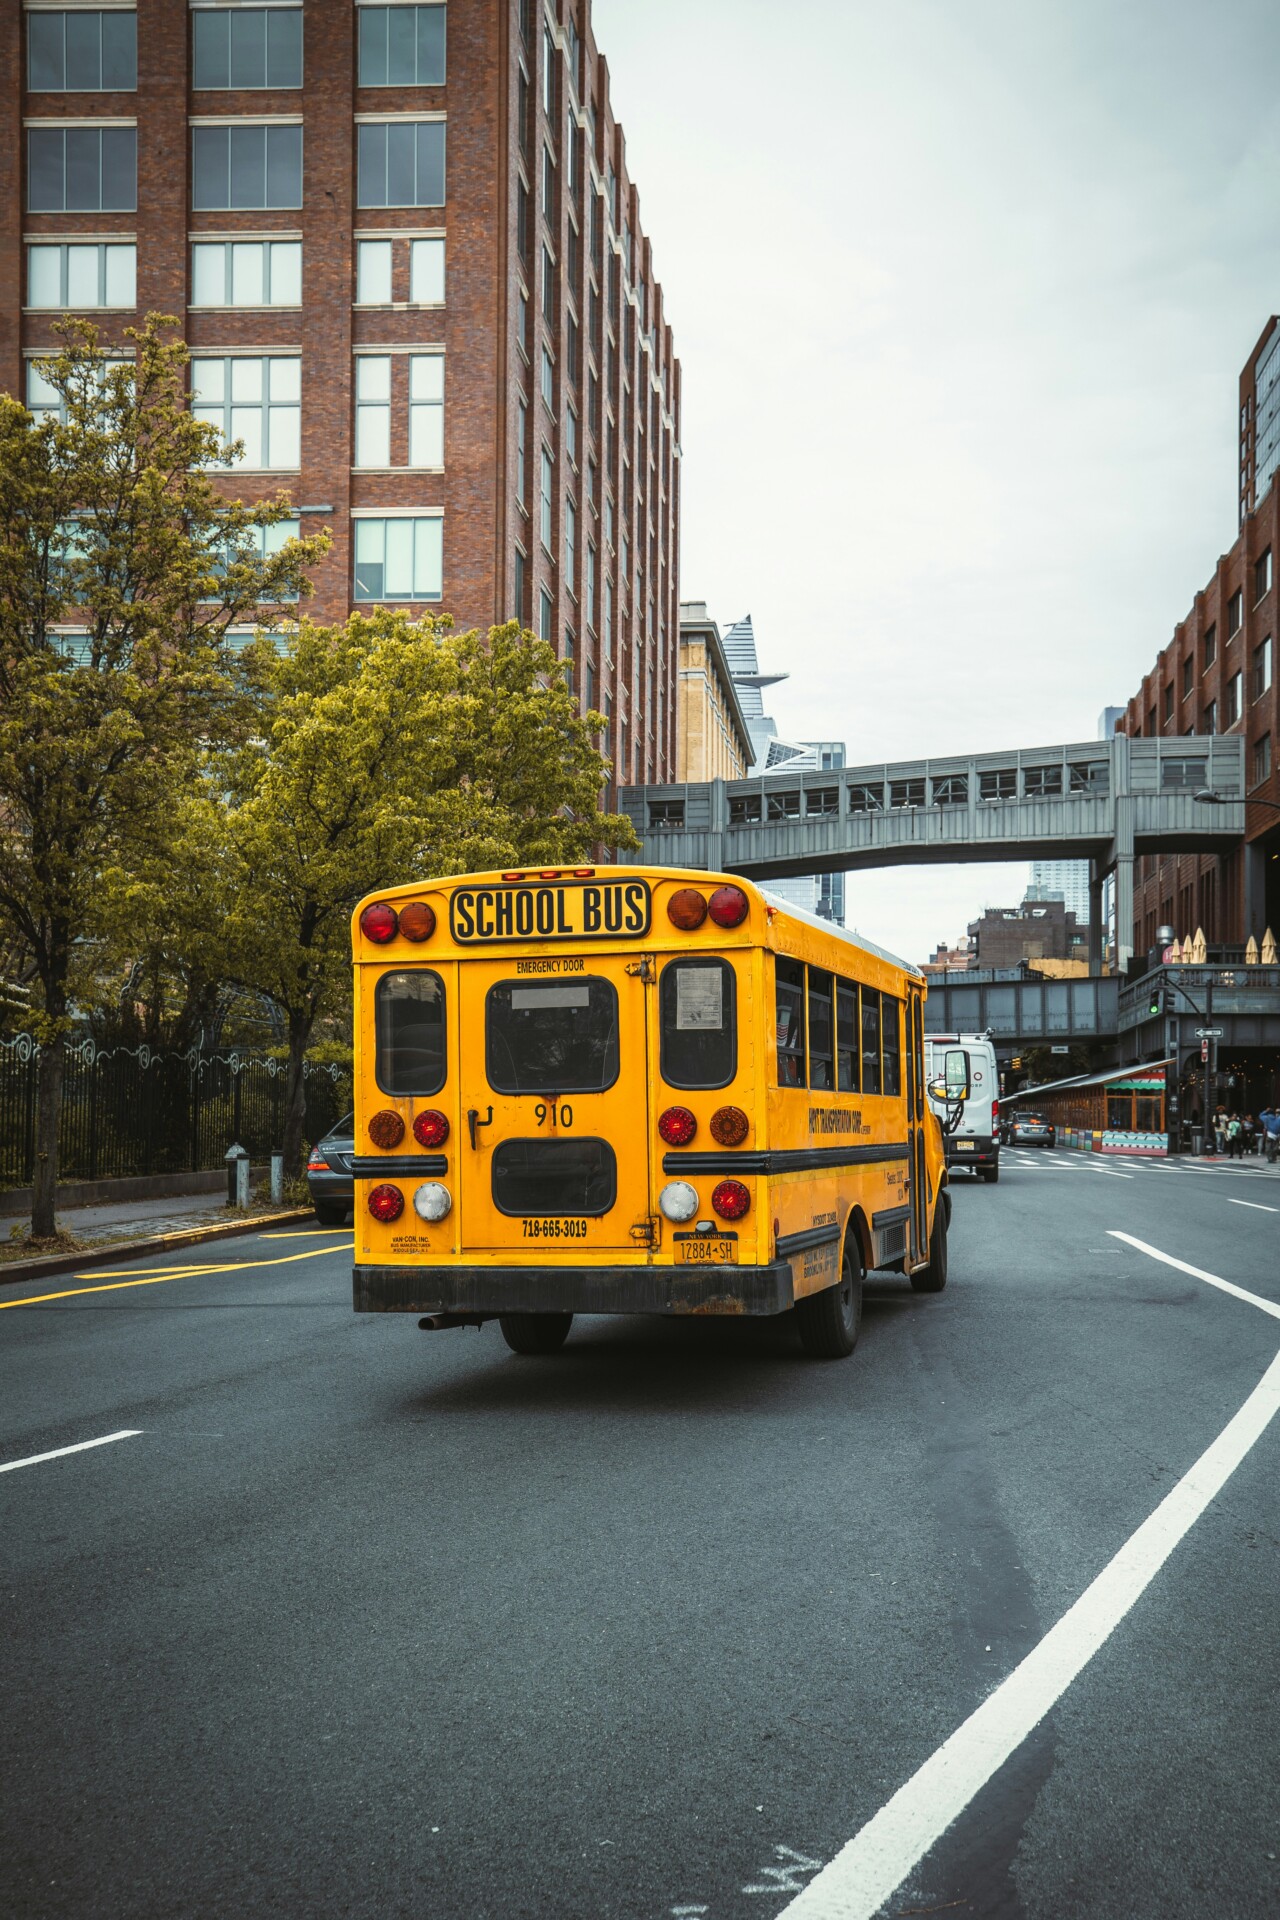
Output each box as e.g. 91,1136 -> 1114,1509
1,1190 -> 321,1285
6,1192 -> 237,1248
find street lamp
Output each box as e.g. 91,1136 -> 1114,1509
1193,787 -> 1280,814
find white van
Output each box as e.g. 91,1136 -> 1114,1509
925,1032 -> 1000,1182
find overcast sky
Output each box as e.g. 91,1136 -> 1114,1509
594,0 -> 1280,962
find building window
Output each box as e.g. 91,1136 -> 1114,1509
542,142 -> 555,218
513,546 -> 527,622
541,243 -> 555,316
1255,733 -> 1273,785
542,22 -> 555,113
1225,670 -> 1242,726
541,343 -> 554,408
586,542 -> 595,626
1254,634 -> 1273,701
357,4 -> 445,86
28,9 -> 137,89
27,241 -> 135,310
539,446 -> 553,550
516,401 -> 527,503
517,178 -> 530,260
1228,588 -> 1243,636
566,404 -> 577,467
208,516 -> 301,602
410,235 -> 444,303
191,239 -> 300,307
191,355 -> 301,469
1202,698 -> 1217,735
978,768 -> 1016,801
409,354 -> 444,467
1203,623 -> 1216,668
354,355 -> 391,466
353,517 -> 442,601
517,286 -> 528,353
355,237 -> 392,304
357,121 -> 445,208
27,126 -> 136,211
539,586 -> 553,641
932,774 -> 967,807
1023,764 -> 1062,797
192,123 -> 301,210
603,573 -> 612,651
192,8 -> 302,89
565,496 -> 576,587
584,659 -> 595,712
1256,548 -> 1273,602
1162,683 -> 1173,723
1182,654 -> 1193,699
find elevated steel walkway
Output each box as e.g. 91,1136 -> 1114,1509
621,734 -> 1245,969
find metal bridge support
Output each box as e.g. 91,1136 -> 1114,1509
1088,861 -> 1104,973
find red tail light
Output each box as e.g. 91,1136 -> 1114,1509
658,1105 -> 697,1145
992,1099 -> 999,1122
667,887 -> 708,930
711,1179 -> 750,1220
360,902 -> 398,944
368,1109 -> 405,1149
398,901 -> 436,942
710,1105 -> 749,1146
307,1156 -> 329,1173
413,1109 -> 450,1148
708,885 -> 749,928
367,1183 -> 404,1222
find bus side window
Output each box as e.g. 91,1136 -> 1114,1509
836,980 -> 860,1092
861,987 -> 882,1095
882,995 -> 901,1097
808,967 -> 834,1089
775,956 -> 806,1087
375,970 -> 446,1095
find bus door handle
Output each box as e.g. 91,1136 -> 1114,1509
625,955 -> 655,982
467,1106 -> 494,1149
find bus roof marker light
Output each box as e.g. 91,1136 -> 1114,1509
708,885 -> 749,929
659,1180 -> 699,1223
399,901 -> 436,941
711,1178 -> 750,1221
572,868 -> 596,877
360,902 -> 399,944
667,887 -> 708,930
710,1105 -> 749,1147
412,1109 -> 450,1148
368,1183 -> 404,1223
658,1105 -> 697,1145
368,1109 -> 405,1149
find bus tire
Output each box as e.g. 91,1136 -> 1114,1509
795,1235 -> 862,1359
499,1312 -> 574,1355
911,1201 -> 948,1293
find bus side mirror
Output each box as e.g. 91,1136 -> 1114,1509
927,1078 -> 948,1104
944,1048 -> 971,1098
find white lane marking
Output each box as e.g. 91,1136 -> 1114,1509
1085,1166 -> 1133,1178
1107,1232 -> 1280,1322
0,1429 -> 143,1475
777,1344 -> 1280,1920
1227,1198 -> 1280,1214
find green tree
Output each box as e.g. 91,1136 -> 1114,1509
0,316 -> 326,1238
206,611 -> 637,1176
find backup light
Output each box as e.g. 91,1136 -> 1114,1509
398,901 -> 436,941
711,1178 -> 750,1221
368,1183 -> 404,1223
707,885 -> 749,929
360,902 -> 398,944
658,1105 -> 697,1145
710,1105 -> 749,1146
659,1181 -> 699,1223
413,1109 -> 450,1148
368,1109 -> 405,1149
413,1181 -> 452,1221
667,887 -> 708,930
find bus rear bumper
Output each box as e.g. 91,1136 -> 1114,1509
353,1260 -> 797,1318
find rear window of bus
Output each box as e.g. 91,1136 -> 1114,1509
659,958 -> 736,1089
375,971 -> 446,1095
486,977 -> 619,1093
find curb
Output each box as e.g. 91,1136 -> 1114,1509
0,1207 -> 320,1287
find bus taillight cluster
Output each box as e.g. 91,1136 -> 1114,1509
666,885 -> 748,931
359,900 -> 436,944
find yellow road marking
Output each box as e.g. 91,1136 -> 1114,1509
0,1241 -> 353,1312
260,1229 -> 352,1238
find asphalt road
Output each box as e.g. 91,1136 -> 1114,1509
2,1149 -> 1279,1920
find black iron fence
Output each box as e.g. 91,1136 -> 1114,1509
0,1035 -> 348,1188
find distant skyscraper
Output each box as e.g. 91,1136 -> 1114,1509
1029,860 -> 1090,923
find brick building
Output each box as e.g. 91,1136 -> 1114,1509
967,897 -> 1087,970
0,0 -> 681,786
1124,325 -> 1280,952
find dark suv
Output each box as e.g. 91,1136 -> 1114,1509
306,1114 -> 354,1224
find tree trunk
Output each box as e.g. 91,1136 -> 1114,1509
31,1030 -> 66,1240
281,1008 -> 313,1181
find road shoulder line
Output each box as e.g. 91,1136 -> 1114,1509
1107,1232 -> 1280,1322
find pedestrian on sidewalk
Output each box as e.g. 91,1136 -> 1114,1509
1261,1106 -> 1280,1163
1226,1113 -> 1244,1159
1242,1112 -> 1257,1156
1213,1105 -> 1229,1155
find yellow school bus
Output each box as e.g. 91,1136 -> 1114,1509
350,864 -> 950,1359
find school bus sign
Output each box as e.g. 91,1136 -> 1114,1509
449,879 -> 652,944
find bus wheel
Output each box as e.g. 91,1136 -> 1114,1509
796,1236 -> 862,1359
499,1312 -> 574,1355
911,1200 -> 948,1293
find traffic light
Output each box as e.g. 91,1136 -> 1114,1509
1147,986 -> 1173,1017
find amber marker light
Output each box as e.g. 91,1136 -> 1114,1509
711,1179 -> 750,1221
657,1105 -> 697,1146
707,885 -> 749,929
413,1109 -> 450,1148
360,902 -> 398,944
667,887 -> 708,930
398,901 -> 436,941
367,1183 -> 404,1222
710,1105 -> 749,1147
368,1109 -> 405,1149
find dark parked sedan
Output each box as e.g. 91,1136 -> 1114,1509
307,1114 -> 354,1224
1009,1111 -> 1056,1147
